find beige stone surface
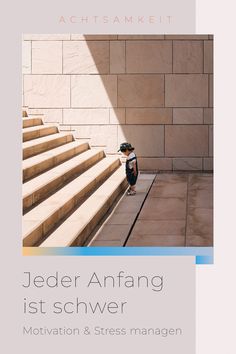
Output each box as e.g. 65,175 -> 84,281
32,41 -> 62,74
203,158 -> 213,170
24,75 -> 70,108
126,172 -> 213,246
71,35 -> 118,40
118,125 -> 164,157
150,183 -> 187,198
186,207 -> 213,246
127,235 -> 185,247
93,224 -> 131,242
165,74 -> 209,107
138,158 -> 172,171
131,220 -> 185,236
173,158 -> 202,170
204,41 -> 213,73
173,108 -> 203,124
74,125 -> 118,152
204,108 -> 213,124
110,41 -> 125,74
126,108 -> 172,124
90,177 -> 155,245
90,240 -> 122,246
209,125 -> 213,156
64,109 -> 109,125
188,186 -> 213,209
109,108 -> 126,124
173,41 -> 203,73
22,41 -> 31,74
126,40 -> 172,73
209,74 -> 213,107
28,109 -> 63,123
118,75 -> 164,107
165,35 -> 209,40
139,197 -> 186,220
71,75 -> 117,108
23,34 -> 70,40
118,35 -> 165,40
22,132 -> 74,159
63,41 -> 109,74
106,212 -> 137,226
165,125 -> 209,157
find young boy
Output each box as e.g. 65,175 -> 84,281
118,142 -> 138,195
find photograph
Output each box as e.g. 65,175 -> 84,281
22,34 -> 213,248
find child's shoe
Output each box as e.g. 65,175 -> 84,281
127,190 -> 136,196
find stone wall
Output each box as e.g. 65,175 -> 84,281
22,34 -> 213,171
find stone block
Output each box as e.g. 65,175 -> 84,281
24,75 -> 70,108
63,109 -> 109,125
165,125 -> 208,157
93,224 -> 130,242
173,41 -> 203,73
63,41 -> 109,74
165,35 -> 209,40
106,212 -> 137,225
165,74 -> 209,107
203,158 -> 213,170
126,40 -> 172,73
70,35 -> 118,40
186,234 -> 213,247
118,35 -> 165,40
204,40 -> 213,73
23,34 -> 71,40
109,108 -> 126,124
209,74 -> 213,107
127,235 -> 185,247
28,108 -> 63,123
110,41 -> 125,74
118,75 -> 164,107
138,158 -> 172,171
209,125 -> 213,156
126,108 -> 172,124
22,41 -> 31,74
204,108 -> 213,124
150,180 -> 187,198
186,207 -> 213,246
188,181 -> 213,209
173,108 -> 203,124
139,197 -> 186,220
74,125 -> 118,153
32,41 -> 62,74
173,158 -> 203,170
71,75 -> 117,108
118,125 -> 164,157
131,220 -> 185,236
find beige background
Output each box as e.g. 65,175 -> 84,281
22,34 -> 213,171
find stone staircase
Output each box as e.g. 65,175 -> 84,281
22,111 -> 127,247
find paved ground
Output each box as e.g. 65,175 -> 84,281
89,173 -> 213,247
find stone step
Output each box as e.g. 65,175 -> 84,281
23,124 -> 58,142
23,148 -> 105,211
88,174 -> 156,247
23,117 -> 43,128
39,166 -> 127,247
23,132 -> 74,159
23,140 -> 89,182
23,156 -> 121,246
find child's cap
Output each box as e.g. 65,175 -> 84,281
118,142 -> 135,152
